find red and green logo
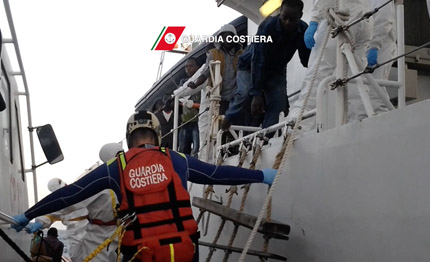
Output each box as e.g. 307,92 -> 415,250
151,26 -> 186,51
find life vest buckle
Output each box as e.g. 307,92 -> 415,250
120,212 -> 137,227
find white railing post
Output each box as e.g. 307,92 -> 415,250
396,0 -> 406,108
172,96 -> 180,151
203,60 -> 222,163
4,0 -> 39,202
342,44 -> 376,117
316,76 -> 336,132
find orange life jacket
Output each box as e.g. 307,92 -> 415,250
117,147 -> 198,262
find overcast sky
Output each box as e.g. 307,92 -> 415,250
2,0 -> 241,206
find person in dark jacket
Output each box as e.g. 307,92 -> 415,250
154,96 -> 175,148
31,227 -> 64,262
250,0 -> 310,128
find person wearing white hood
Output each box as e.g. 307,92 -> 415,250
25,142 -> 124,262
26,177 -> 89,262
289,0 -> 373,130
187,23 -> 243,115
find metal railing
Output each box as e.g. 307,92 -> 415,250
315,1 -> 406,132
3,0 -> 39,202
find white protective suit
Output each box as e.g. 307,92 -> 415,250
289,0 -> 373,130
198,80 -> 212,162
369,0 -> 396,80
35,143 -> 122,262
36,179 -> 88,262
77,142 -> 122,262
360,0 -> 397,119
76,189 -> 119,262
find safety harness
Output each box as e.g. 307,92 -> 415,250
117,147 -> 198,262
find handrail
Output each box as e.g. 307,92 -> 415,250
315,0 -> 405,133
316,75 -> 401,132
396,0 -> 406,108
217,109 -> 316,152
3,0 -> 39,202
172,64 -> 207,151
0,210 -> 18,225
172,61 -> 222,164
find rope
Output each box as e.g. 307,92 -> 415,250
116,229 -> 126,262
196,150 -> 223,234
222,137 -> 263,262
162,106 -> 209,140
238,9 -> 333,261
202,61 -> 222,164
195,184 -> 215,225
83,224 -> 124,262
82,190 -> 119,261
0,228 -> 32,262
33,231 -> 46,262
206,141 -> 250,262
195,62 -> 223,235
259,135 -> 290,261
203,151 -> 228,239
340,40 -> 430,85
337,0 -> 394,34
128,246 -> 150,262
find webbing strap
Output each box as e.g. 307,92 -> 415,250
118,152 -> 126,170
119,148 -> 191,241
167,182 -> 184,232
118,152 -> 142,239
118,200 -> 191,217
136,215 -> 194,229
170,244 -> 175,262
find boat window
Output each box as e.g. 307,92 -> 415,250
14,103 -> 25,181
0,90 -> 5,112
0,30 -> 3,111
1,61 -> 12,162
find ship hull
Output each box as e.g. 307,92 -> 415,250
193,99 -> 430,261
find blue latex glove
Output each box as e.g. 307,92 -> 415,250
11,214 -> 29,232
304,21 -> 318,49
262,168 -> 277,185
25,221 -> 43,233
367,48 -> 378,66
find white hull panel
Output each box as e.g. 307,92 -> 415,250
193,99 -> 430,261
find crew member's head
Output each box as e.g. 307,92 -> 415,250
125,111 -> 161,149
280,0 -> 304,33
